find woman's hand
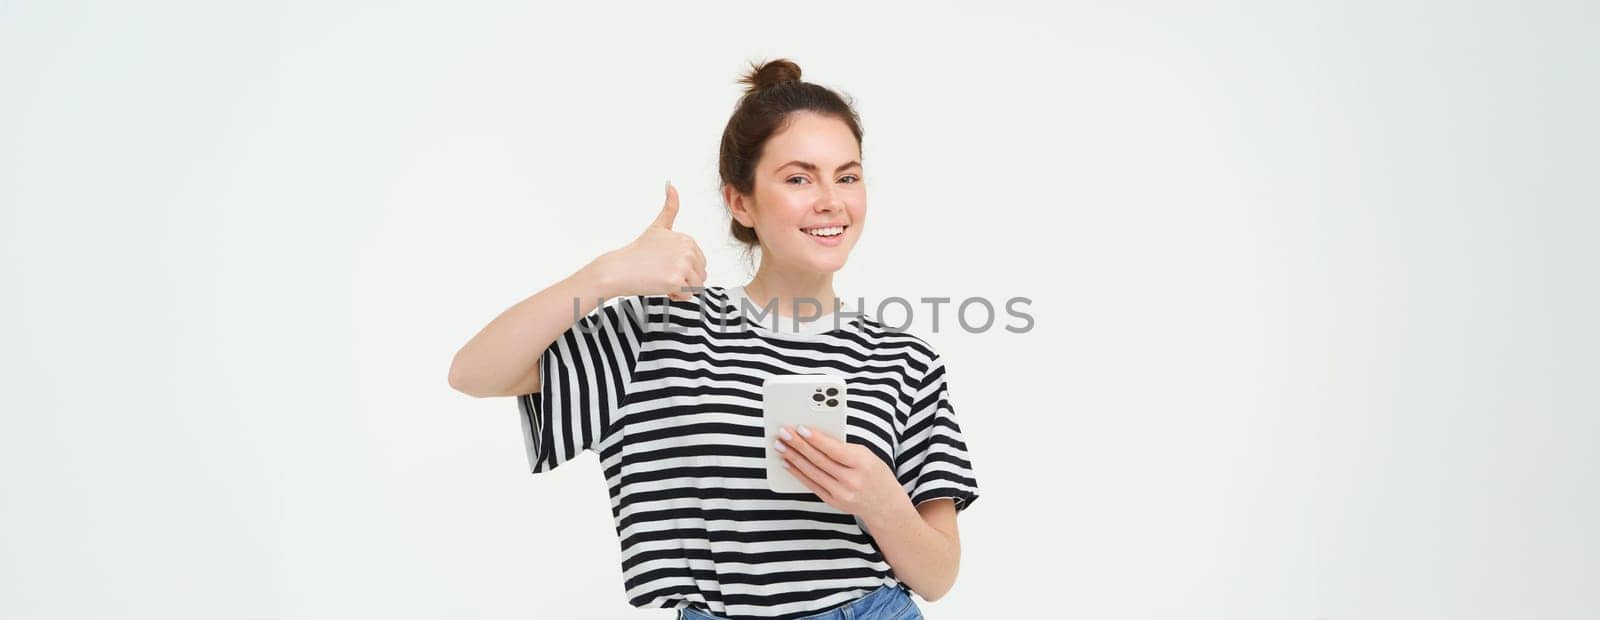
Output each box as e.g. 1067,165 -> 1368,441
775,425 -> 913,525
590,182 -> 708,301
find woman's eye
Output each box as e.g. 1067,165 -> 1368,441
839,175 -> 860,184
786,176 -> 809,185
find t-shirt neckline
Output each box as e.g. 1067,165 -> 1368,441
718,285 -> 859,336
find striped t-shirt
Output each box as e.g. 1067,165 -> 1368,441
515,285 -> 980,619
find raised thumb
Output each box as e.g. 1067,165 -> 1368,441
651,181 -> 680,230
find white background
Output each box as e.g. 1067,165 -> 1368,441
2,1 -> 1595,618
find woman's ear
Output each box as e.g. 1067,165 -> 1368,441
724,185 -> 756,228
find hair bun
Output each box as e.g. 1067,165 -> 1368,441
739,58 -> 802,95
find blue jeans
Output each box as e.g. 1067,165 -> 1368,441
676,584 -> 923,620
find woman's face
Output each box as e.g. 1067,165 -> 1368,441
728,111 -> 866,275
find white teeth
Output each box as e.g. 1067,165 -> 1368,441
804,226 -> 845,237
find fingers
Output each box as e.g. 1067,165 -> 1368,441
690,241 -> 708,279
670,278 -> 696,302
791,425 -> 855,466
673,247 -> 705,302
651,181 -> 680,230
676,234 -> 707,298
780,427 -> 848,478
649,181 -> 707,303
689,246 -> 708,286
669,275 -> 693,302
781,446 -> 844,499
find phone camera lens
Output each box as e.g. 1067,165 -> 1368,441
825,387 -> 838,397
826,398 -> 838,407
811,393 -> 825,402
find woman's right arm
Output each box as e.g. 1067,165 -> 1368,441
447,182 -> 707,398
447,262 -> 614,398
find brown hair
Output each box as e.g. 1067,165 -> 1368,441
718,58 -> 864,264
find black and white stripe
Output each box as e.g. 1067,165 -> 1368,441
515,286 -> 979,619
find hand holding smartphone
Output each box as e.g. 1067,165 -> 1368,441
762,374 -> 848,493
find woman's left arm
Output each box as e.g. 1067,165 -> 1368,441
775,425 -> 961,601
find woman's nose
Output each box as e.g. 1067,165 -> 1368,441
815,186 -> 844,212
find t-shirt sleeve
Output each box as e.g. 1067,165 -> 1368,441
896,352 -> 981,512
516,295 -> 647,474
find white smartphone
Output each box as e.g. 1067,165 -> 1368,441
763,374 -> 849,493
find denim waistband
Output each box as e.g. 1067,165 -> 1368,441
677,583 -> 916,620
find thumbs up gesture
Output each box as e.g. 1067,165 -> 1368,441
592,182 -> 709,302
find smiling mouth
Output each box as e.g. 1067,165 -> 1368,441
802,225 -> 848,238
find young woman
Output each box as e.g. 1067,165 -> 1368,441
449,58 -> 980,620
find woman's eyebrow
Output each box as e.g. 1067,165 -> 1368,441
778,160 -> 862,173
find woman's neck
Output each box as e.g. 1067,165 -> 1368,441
742,266 -> 839,320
